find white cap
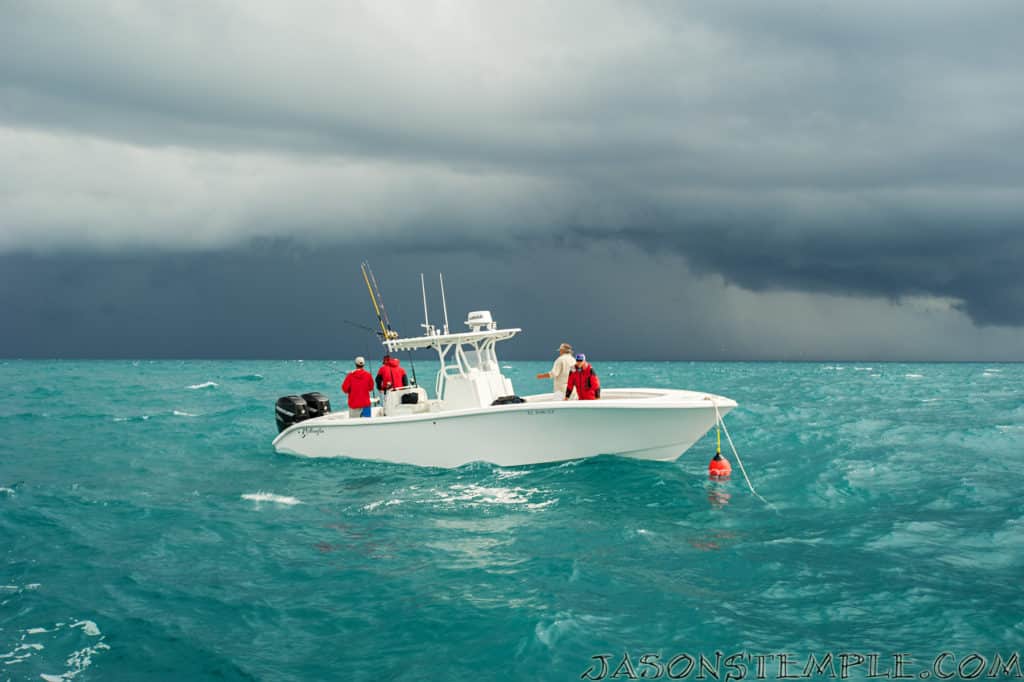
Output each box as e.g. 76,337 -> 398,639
355,356 -> 365,367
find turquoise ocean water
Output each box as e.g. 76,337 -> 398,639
2,360 -> 1023,680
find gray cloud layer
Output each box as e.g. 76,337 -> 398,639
3,240 -> 1021,360
1,2 -> 1023,356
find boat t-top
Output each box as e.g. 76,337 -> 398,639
272,264 -> 737,468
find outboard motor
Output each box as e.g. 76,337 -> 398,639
275,395 -> 309,433
301,392 -> 332,419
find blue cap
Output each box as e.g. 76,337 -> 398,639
575,353 -> 586,361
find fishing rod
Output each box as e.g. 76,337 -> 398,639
357,263 -> 418,386
343,319 -> 381,336
360,262 -> 397,340
360,261 -> 398,340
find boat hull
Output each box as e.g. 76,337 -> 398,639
272,389 -> 736,468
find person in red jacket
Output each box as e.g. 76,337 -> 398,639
375,354 -> 408,393
342,356 -> 375,417
565,353 -> 601,400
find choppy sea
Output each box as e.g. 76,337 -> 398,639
1,360 -> 1022,681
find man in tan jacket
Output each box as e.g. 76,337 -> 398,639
536,342 -> 575,399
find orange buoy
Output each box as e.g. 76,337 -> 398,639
709,422 -> 731,478
709,451 -> 732,478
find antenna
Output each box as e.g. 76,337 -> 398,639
439,272 -> 450,334
420,273 -> 432,334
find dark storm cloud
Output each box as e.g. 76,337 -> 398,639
1,1 -> 1023,352
3,239 -> 1021,361
574,213 -> 1024,327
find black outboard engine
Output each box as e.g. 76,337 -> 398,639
275,395 -> 309,433
301,392 -> 332,419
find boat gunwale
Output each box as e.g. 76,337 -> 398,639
272,388 -> 736,446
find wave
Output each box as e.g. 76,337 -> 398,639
71,620 -> 102,637
232,373 -> 264,381
242,492 -> 302,505
435,484 -> 541,506
15,618 -> 107,680
186,381 -> 218,390
172,410 -> 199,417
362,499 -> 403,511
113,415 -> 150,422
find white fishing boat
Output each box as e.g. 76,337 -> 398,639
271,268 -> 736,468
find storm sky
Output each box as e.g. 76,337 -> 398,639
2,2 -> 1022,360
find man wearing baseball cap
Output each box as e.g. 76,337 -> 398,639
565,353 -> 601,400
342,356 -> 375,418
536,342 -> 575,399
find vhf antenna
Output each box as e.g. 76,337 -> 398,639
420,273 -> 434,335
439,273 -> 450,335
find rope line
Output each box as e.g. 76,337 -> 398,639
711,400 -> 775,510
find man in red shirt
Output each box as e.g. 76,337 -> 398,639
342,356 -> 375,417
565,353 -> 601,400
375,354 -> 408,393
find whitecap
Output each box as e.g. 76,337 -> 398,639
495,468 -> 528,479
502,365 -> 512,369
526,499 -> 557,510
362,498 -> 403,511
173,410 -> 199,417
186,381 -> 218,390
905,373 -> 924,379
1,642 -> 44,666
242,492 -> 302,505
56,641 -> 110,680
765,537 -> 825,545
71,620 -> 101,637
854,367 -> 873,371
26,627 -> 48,634
0,487 -> 14,495
984,368 -> 1003,373
436,484 -> 539,505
